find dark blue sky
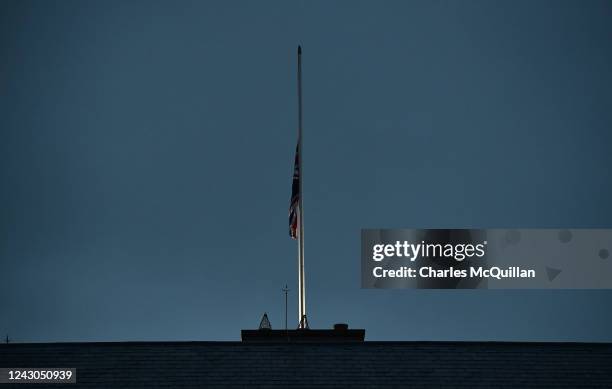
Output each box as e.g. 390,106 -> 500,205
1,0 -> 612,342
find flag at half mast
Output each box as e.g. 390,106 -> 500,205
289,143 -> 300,239
290,45 -> 306,328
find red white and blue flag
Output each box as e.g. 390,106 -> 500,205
289,143 -> 300,239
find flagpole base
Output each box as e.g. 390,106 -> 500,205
298,315 -> 309,330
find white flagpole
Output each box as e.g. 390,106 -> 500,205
297,45 -> 307,328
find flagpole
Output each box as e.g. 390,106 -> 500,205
297,45 -> 307,328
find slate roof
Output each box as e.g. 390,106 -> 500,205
1,341 -> 612,388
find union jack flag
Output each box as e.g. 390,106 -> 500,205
289,143 -> 300,239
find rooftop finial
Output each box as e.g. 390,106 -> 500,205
259,313 -> 272,330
